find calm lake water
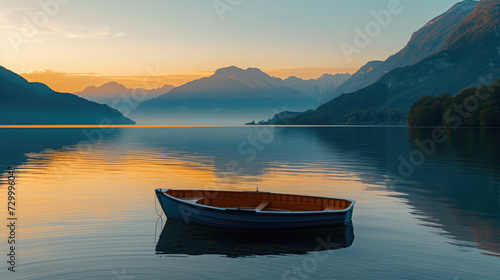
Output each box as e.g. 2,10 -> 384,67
0,126 -> 499,280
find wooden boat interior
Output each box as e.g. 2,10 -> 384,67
164,190 -> 352,212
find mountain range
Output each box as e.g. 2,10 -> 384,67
0,66 -> 134,125
329,0 -> 479,99
269,0 -> 500,125
131,67 -> 350,125
5,0 -> 500,126
75,82 -> 174,115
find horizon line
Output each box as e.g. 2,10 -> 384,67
0,125 -> 410,129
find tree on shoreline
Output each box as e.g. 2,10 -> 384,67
408,80 -> 500,127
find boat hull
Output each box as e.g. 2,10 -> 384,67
155,189 -> 354,230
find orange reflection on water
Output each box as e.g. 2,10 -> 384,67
9,148 -> 219,234
11,148 -> 379,209
1,142 -> 397,245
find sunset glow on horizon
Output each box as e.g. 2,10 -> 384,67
17,67 -> 359,93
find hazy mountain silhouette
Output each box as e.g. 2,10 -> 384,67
282,73 -> 351,102
279,0 -> 500,125
0,66 -> 135,125
75,82 -> 174,115
131,66 -> 348,125
330,0 -> 478,99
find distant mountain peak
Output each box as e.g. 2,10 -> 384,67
214,66 -> 243,75
214,66 -> 265,77
209,66 -> 283,90
319,73 -> 335,79
79,82 -> 129,95
284,76 -> 301,81
74,81 -> 174,114
102,81 -> 125,88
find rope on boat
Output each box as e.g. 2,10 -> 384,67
154,216 -> 164,245
154,191 -> 164,245
154,191 -> 163,217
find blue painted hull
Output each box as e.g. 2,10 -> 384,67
155,189 -> 355,230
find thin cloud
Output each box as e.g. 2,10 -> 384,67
49,23 -> 128,40
114,31 -> 132,38
0,8 -> 128,42
62,25 -> 113,40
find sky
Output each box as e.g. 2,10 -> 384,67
0,0 -> 465,92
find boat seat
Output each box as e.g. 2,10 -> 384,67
255,200 -> 270,211
180,197 -> 204,204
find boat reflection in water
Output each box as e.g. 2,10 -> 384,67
155,220 -> 355,258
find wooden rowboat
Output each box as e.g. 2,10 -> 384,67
155,189 -> 355,230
